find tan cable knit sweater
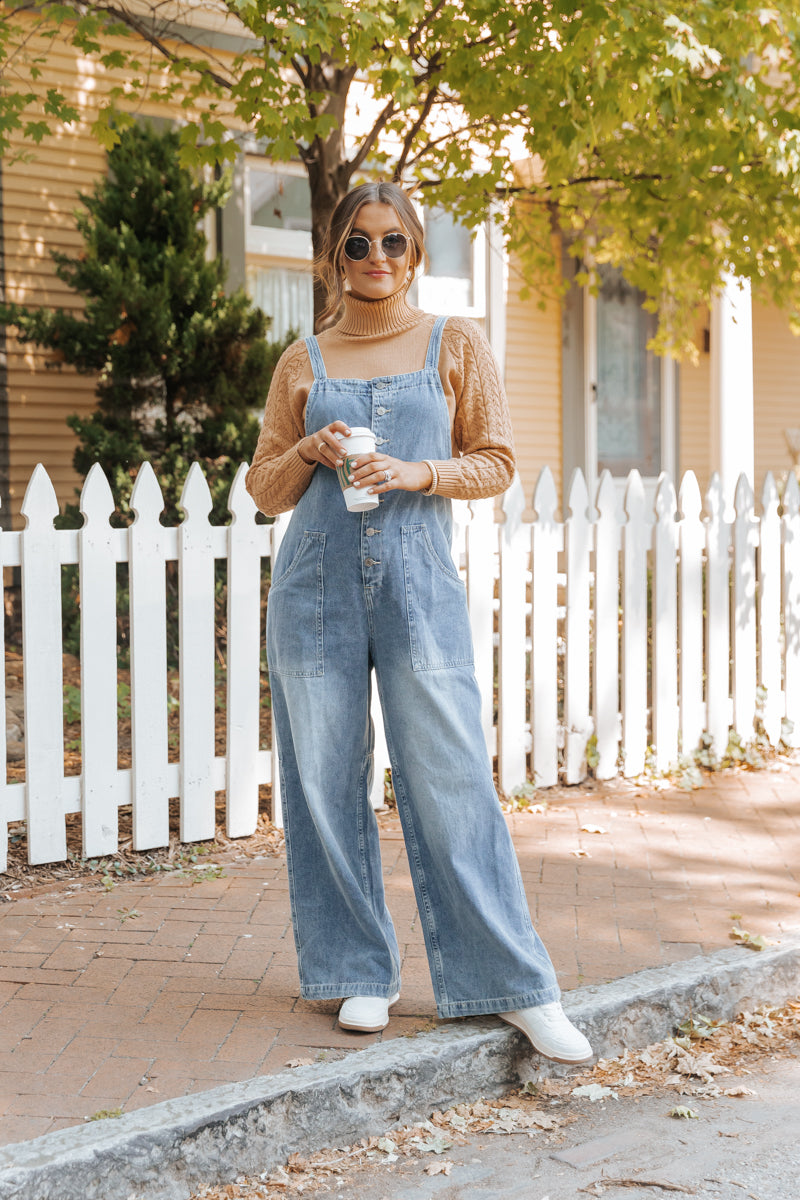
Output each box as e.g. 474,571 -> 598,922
245,287 -> 515,516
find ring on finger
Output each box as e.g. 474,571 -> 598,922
384,469 -> 393,483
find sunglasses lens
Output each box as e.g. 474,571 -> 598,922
382,233 -> 408,257
344,233 -> 409,261
344,236 -> 370,261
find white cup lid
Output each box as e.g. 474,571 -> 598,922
338,426 -> 374,439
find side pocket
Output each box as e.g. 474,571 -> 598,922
267,532 -> 325,677
401,524 -> 474,671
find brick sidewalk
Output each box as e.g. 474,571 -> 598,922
1,766 -> 799,1147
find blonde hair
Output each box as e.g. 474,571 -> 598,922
314,181 -> 427,324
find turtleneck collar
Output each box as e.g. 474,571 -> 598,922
334,283 -> 423,338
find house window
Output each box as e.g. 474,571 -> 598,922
415,206 -> 485,319
246,265 -> 313,344
595,266 -> 662,478
245,162 -> 314,341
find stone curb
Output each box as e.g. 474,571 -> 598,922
2,934 -> 800,1200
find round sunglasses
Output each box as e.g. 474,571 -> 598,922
343,232 -> 409,261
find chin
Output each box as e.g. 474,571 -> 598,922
354,281 -> 402,301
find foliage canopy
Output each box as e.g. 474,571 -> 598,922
3,1 -> 800,350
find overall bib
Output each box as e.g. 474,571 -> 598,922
267,317 -> 560,1018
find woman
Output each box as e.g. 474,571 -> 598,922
246,181 -> 592,1064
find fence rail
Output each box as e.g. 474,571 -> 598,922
2,461 -> 799,871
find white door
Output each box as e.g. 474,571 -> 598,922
584,265 -> 677,512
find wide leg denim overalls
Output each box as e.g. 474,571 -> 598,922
267,317 -> 560,1018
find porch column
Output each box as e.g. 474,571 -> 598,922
485,215 -> 507,378
709,272 -> 755,512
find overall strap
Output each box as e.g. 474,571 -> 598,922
304,335 -> 328,380
424,315 -> 448,372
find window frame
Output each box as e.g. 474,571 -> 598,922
244,159 -> 314,262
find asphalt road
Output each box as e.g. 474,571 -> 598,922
316,1045 -> 800,1200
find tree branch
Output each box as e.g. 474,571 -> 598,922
86,2 -> 235,91
346,96 -> 398,177
407,0 -> 449,56
291,56 -> 309,87
395,85 -> 442,177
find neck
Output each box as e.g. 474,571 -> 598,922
335,284 -> 422,337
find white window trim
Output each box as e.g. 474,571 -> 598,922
245,159 -> 313,261
416,219 -> 486,321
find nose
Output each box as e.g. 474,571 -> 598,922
367,238 -> 388,263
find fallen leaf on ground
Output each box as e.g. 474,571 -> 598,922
572,1083 -> 618,1101
571,848 -> 592,858
412,1133 -> 453,1154
424,1161 -> 453,1176
580,824 -> 609,834
668,1106 -> 698,1119
729,926 -> 774,951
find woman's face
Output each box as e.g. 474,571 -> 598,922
341,202 -> 413,303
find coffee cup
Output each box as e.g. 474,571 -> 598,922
334,427 -> 379,512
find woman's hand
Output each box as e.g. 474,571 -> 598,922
348,454 -> 434,495
298,422 -> 351,467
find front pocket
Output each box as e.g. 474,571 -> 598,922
401,524 -> 474,671
267,532 -> 325,677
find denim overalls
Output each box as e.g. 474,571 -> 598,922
267,317 -> 560,1018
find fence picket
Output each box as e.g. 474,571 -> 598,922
79,465 -> 120,857
530,468 -> 560,787
652,474 -> 679,769
782,472 -> 800,743
678,472 -> 705,756
0,492 -> 6,873
593,470 -> 620,780
564,470 -> 591,783
178,464 -> 216,843
369,681 -> 391,809
129,463 -> 170,850
497,474 -> 529,793
225,465 -> 263,837
466,497 -> 496,756
621,471 -> 649,776
732,474 -> 758,739
757,473 -> 782,746
20,466 -> 66,865
705,474 -> 731,761
268,512 -> 289,828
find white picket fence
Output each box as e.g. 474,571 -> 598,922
2,459 -> 800,871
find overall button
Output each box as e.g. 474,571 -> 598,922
365,527 -> 380,536
376,406 -> 389,415
374,380 -> 388,390
364,557 -> 380,567
375,437 -> 388,446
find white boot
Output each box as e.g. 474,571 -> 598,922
500,1002 -> 593,1064
338,992 -> 401,1032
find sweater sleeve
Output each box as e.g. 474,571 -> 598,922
245,340 -> 316,516
429,317 -> 516,500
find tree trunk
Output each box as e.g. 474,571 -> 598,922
307,161 -> 343,329
303,60 -> 358,329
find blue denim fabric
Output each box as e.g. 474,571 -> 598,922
267,317 -> 560,1018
